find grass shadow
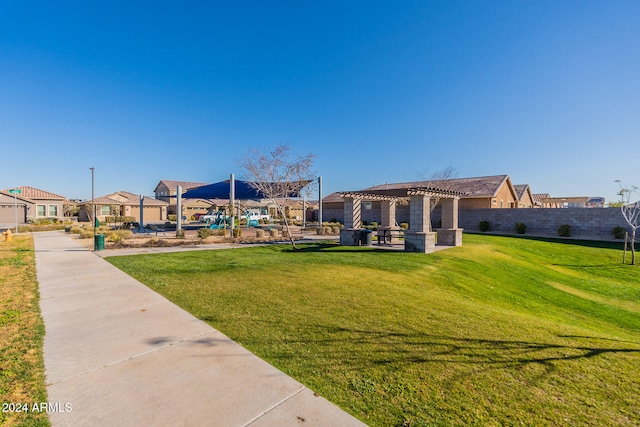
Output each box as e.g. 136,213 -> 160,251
251,321 -> 640,378
467,232 -> 635,250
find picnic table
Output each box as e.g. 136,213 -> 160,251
377,228 -> 404,244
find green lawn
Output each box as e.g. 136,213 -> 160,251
107,234 -> 640,426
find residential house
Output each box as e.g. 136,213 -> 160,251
587,197 -> 606,208
533,194 -> 558,208
182,198 -> 216,220
154,180 -> 208,214
364,175 -> 519,209
535,195 -> 590,208
513,184 -> 535,208
1,186 -> 66,223
79,191 -> 168,223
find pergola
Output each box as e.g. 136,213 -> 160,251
338,186 -> 465,253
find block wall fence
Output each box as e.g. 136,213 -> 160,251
322,204 -> 632,241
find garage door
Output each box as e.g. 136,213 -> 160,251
0,204 -> 26,223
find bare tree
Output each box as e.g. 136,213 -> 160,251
427,166 -> 458,214
616,181 -> 639,265
241,145 -> 316,249
417,167 -> 458,231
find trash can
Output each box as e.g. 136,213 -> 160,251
94,234 -> 105,251
353,229 -> 362,245
360,229 -> 373,246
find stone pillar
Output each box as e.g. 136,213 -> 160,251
440,198 -> 458,229
436,197 -> 463,247
405,194 -> 437,253
343,197 -> 361,229
340,197 -> 362,246
409,195 -> 430,232
378,199 -> 399,244
380,200 -> 396,228
436,228 -> 463,246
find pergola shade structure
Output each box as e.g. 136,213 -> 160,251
338,186 -> 465,253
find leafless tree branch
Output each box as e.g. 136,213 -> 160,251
241,145 -> 316,249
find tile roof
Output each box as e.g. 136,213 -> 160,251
513,184 -> 530,200
81,191 -> 169,206
3,186 -> 66,200
365,175 -> 511,198
154,180 -> 208,192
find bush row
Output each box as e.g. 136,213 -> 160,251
478,221 -> 629,239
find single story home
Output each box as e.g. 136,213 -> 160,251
514,184 -> 535,208
1,186 -> 67,224
78,191 -> 168,223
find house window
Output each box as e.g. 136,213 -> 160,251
101,206 -> 111,215
492,199 -> 497,206
37,205 -> 46,217
48,205 -> 58,217
362,202 -> 372,210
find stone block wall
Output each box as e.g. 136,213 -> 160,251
459,208 -> 630,240
323,203 -> 630,241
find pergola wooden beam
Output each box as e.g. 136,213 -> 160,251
340,186 -> 465,201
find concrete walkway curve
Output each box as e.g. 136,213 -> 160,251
34,231 -> 366,427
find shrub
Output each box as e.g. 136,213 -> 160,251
329,218 -> 338,223
558,224 -> 572,237
175,229 -> 185,238
197,228 -> 213,239
108,230 -> 132,245
233,228 -> 242,238
255,229 -> 265,238
331,226 -> 341,235
515,222 -> 527,234
79,228 -> 94,239
612,225 -> 627,240
479,221 -> 491,232
361,221 -> 368,226
399,222 -> 409,230
168,214 -> 177,222
370,221 -> 378,229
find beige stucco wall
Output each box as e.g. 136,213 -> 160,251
493,184 -> 517,208
518,192 -> 534,208
459,198 -> 491,209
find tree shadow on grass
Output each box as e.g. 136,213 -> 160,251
477,233 -> 639,251
248,322 -> 640,380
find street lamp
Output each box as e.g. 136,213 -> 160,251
90,167 -> 95,250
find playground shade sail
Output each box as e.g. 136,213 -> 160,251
182,179 -> 311,200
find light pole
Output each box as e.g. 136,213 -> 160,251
90,167 -> 96,251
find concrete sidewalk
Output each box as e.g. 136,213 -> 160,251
34,232 -> 365,426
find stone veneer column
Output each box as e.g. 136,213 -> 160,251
409,195 -> 430,232
340,196 -> 362,246
440,198 -> 458,229
342,197 -> 361,229
404,194 -> 437,253
380,200 -> 396,227
436,197 -> 463,247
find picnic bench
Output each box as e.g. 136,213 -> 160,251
377,228 -> 404,244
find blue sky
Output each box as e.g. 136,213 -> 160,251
1,1 -> 638,203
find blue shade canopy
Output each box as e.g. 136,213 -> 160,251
182,179 -> 310,200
